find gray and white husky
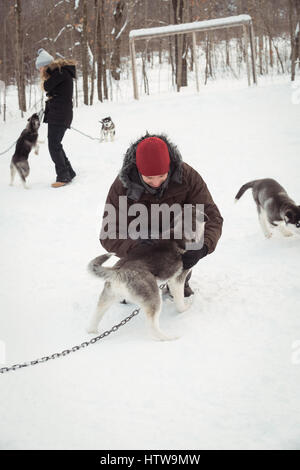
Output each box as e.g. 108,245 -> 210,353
99,116 -> 115,142
87,210 -> 208,341
235,178 -> 300,238
10,113 -> 41,189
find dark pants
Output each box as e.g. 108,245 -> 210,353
48,124 -> 76,182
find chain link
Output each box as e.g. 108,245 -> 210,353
0,308 -> 140,375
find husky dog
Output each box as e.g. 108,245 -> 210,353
235,178 -> 300,238
99,116 -> 115,142
10,113 -> 41,189
88,210 -> 208,341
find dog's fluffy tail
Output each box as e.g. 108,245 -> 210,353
235,180 -> 257,202
88,253 -> 116,280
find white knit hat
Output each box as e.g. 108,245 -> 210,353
35,48 -> 54,70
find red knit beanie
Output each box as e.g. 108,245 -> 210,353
136,137 -> 170,176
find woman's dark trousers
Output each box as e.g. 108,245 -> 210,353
48,124 -> 76,182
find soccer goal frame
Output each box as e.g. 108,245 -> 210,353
129,14 -> 257,100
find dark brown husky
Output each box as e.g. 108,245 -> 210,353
10,113 -> 40,188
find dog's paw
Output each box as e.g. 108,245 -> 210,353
152,332 -> 180,342
177,298 -> 193,313
177,305 -> 189,313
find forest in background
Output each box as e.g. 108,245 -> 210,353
0,0 -> 299,115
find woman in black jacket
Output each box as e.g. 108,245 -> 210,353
36,49 -> 76,188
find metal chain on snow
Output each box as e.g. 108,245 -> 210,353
0,307 -> 140,375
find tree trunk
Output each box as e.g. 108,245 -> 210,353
268,35 -> 273,68
142,43 -> 149,95
111,1 -> 126,81
81,0 -> 89,105
295,0 -> 300,68
172,0 -> 188,91
101,0 -> 108,100
290,0 -> 300,80
259,34 -> 263,74
96,0 -> 103,101
225,30 -> 230,68
15,0 -> 26,115
90,0 -> 99,105
2,15 -> 7,121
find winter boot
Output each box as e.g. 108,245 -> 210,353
51,181 -> 71,188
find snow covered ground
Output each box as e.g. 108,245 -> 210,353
0,76 -> 300,450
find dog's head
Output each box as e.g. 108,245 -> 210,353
100,117 -> 113,128
159,204 -> 208,249
284,207 -> 300,235
27,113 -> 40,131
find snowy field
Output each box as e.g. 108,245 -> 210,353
0,76 -> 300,450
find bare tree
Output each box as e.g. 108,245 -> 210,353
90,0 -> 99,105
15,0 -> 26,114
172,0 -> 188,91
81,0 -> 89,105
97,0 -> 108,101
0,0 -> 297,107
290,0 -> 300,81
111,1 -> 126,81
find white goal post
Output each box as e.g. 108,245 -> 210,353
129,14 -> 257,100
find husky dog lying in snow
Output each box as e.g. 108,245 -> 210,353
87,209 -> 208,341
10,112 -> 41,189
235,178 -> 300,238
99,116 -> 115,142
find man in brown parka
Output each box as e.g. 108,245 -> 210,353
100,134 -> 223,296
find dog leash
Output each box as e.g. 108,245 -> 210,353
71,126 -> 101,142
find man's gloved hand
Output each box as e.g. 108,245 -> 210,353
182,244 -> 208,270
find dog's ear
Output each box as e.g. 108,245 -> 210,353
99,120 -> 103,123
27,118 -> 30,122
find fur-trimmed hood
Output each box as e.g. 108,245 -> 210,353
119,133 -> 183,200
47,59 -> 76,79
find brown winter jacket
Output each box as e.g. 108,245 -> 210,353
100,134 -> 223,258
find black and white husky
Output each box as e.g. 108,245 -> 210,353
235,178 -> 300,238
99,116 -> 115,142
10,113 -> 41,189
88,211 -> 207,341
